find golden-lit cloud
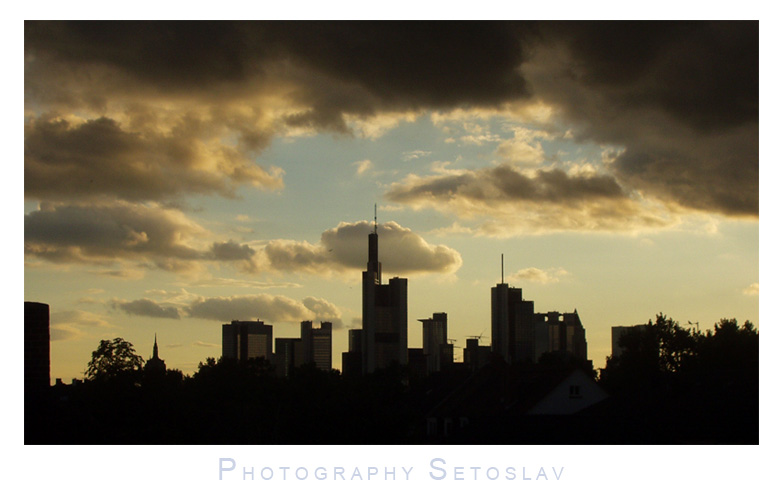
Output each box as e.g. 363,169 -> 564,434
50,310 -> 112,341
25,115 -> 284,203
742,283 -> 759,296
186,294 -> 342,326
354,159 -> 374,177
111,298 -> 181,319
24,201 -> 260,273
259,221 -> 463,276
386,164 -> 679,235
25,22 -> 757,218
509,267 -> 569,284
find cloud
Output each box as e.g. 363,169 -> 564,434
24,201 -> 261,272
185,294 -> 342,325
402,150 -> 431,162
25,22 -> 530,138
260,221 -> 462,275
509,267 -> 569,284
742,283 -> 759,296
302,297 -> 344,328
193,341 -> 220,348
188,278 -> 302,289
24,116 -> 284,204
50,310 -> 111,341
354,159 -> 374,177
523,22 -> 758,216
111,298 -> 181,319
495,127 -> 548,167
386,164 -> 677,234
25,22 -> 757,220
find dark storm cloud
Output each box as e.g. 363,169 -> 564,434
537,22 -> 757,131
112,298 -> 181,319
25,21 -> 531,113
25,21 -> 758,217
524,21 -> 758,216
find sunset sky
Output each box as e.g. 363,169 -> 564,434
24,21 -> 759,382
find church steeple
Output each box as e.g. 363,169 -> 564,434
144,333 -> 166,373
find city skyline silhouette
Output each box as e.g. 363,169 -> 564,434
16,14 -> 769,500
24,21 -> 758,386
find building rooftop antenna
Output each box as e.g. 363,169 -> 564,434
373,203 -> 378,234
501,253 -> 504,284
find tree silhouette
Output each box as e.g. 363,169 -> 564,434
85,337 -> 144,381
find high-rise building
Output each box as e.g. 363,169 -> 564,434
301,321 -> 332,371
24,301 -> 50,392
419,312 -> 448,374
222,320 -> 273,361
362,218 -> 408,373
533,311 -> 589,362
275,337 -> 303,377
464,338 -> 491,372
342,329 -> 364,377
561,311 -> 587,360
491,283 -> 535,364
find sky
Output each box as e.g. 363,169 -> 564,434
23,21 -> 759,382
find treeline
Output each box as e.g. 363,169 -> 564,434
26,357 -> 418,444
593,316 -> 758,443
25,315 -> 758,444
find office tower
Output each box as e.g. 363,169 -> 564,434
301,321 -> 332,371
491,283 -> 535,364
144,333 -> 167,373
222,320 -> 273,361
533,313 -> 551,362
419,312 -> 448,374
342,329 -> 363,376
24,301 -> 50,392
544,310 -> 588,360
561,311 -> 587,360
464,338 -> 491,372
362,216 -> 408,373
275,337 -> 303,377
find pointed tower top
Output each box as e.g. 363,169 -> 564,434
373,203 -> 378,234
153,333 -> 159,360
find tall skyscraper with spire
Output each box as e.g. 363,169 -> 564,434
491,255 -> 535,364
361,207 -> 408,373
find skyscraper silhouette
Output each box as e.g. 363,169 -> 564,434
24,301 -> 50,393
301,320 -> 333,371
222,320 -> 273,361
491,283 -> 535,364
419,312 -> 448,374
361,216 -> 408,373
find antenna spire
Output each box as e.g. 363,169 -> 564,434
501,254 -> 504,284
373,203 -> 378,234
